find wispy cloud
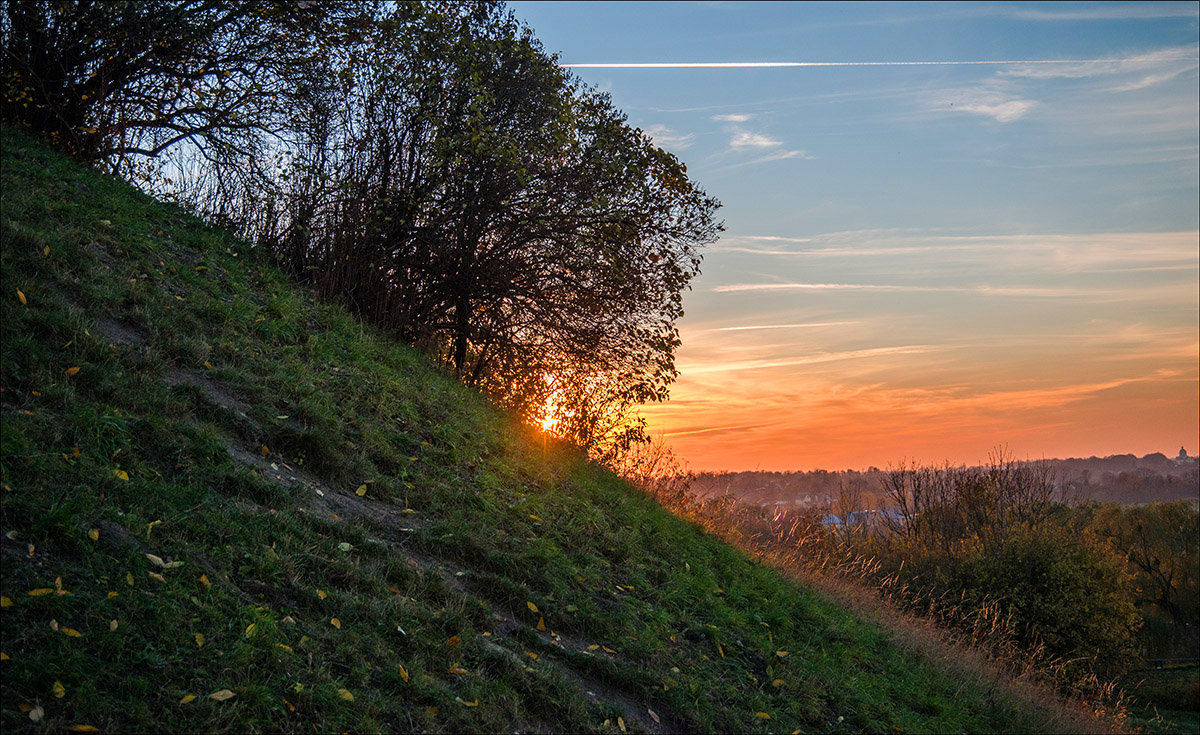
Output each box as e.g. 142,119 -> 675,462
712,113 -> 753,122
729,128 -> 781,148
998,45 -> 1198,82
644,123 -> 694,149
708,321 -> 860,332
710,282 -> 1144,299
723,149 -> 813,167
685,345 -> 949,374
662,423 -> 769,438
1005,5 -> 1200,22
711,231 -> 1200,270
929,83 -> 1037,122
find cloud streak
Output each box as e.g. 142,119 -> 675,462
563,59 -> 1119,69
709,321 -> 860,332
684,345 -> 949,374
729,129 -> 781,148
710,282 -> 1108,297
644,123 -> 694,149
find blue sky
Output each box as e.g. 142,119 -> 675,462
508,1 -> 1200,470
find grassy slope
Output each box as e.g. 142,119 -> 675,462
1,127 -> 1069,733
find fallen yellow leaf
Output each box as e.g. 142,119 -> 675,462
355,484 -> 367,496
64,366 -> 80,376
107,591 -> 118,598
146,553 -> 165,567
0,596 -> 12,607
448,663 -> 468,675
126,572 -> 134,586
536,616 -> 546,632
775,650 -> 788,657
1,652 -> 9,660
148,572 -> 166,583
180,694 -> 196,704
109,619 -> 118,631
67,725 -> 99,733
461,698 -> 479,707
525,652 -> 538,660
203,361 -> 214,369
618,716 -> 626,732
88,528 -> 99,541
28,588 -> 53,596
277,643 -> 293,652
53,680 -> 65,698
17,289 -> 28,305
194,632 -> 205,647
772,678 -> 785,687
199,574 -> 211,589
210,689 -> 236,702
113,468 -> 129,481
755,711 -> 772,719
316,588 -> 327,599
62,627 -> 82,637
717,643 -> 724,657
27,543 -> 34,557
330,617 -> 341,629
526,601 -> 539,613
338,688 -> 354,701
398,664 -> 409,682
587,644 -> 599,650
245,622 -> 256,638
446,635 -> 459,646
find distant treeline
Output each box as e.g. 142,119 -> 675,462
692,453 -> 1199,508
1,0 -> 721,461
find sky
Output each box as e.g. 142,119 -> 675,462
507,1 -> 1200,471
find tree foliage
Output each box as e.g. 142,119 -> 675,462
1080,501 -> 1200,658
2,0 -> 721,458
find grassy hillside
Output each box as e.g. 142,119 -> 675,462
1,127 -> 1083,733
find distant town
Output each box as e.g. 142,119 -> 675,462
689,449 -> 1199,511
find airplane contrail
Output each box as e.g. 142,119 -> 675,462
563,59 -> 1112,68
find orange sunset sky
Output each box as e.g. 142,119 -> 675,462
513,2 -> 1200,471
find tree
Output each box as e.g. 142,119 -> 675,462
2,0 -> 352,168
261,2 -> 720,457
4,0 -> 721,459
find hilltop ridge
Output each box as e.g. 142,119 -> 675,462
1,127 -> 1091,733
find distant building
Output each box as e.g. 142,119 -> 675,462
1179,446 -> 1189,460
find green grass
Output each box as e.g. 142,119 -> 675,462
1119,664 -> 1200,734
2,126 -> 1087,733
